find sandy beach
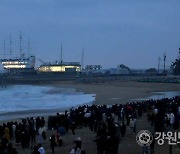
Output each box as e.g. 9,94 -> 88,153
1,80 -> 180,154
58,80 -> 180,104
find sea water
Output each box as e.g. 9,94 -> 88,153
0,85 -> 95,119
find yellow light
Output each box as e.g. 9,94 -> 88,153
2,61 -> 28,65
38,65 -> 81,72
4,65 -> 26,69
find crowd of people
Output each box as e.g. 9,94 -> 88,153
0,117 -> 47,153
47,96 -> 180,154
0,96 -> 179,154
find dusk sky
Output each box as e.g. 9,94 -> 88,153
0,0 -> 180,69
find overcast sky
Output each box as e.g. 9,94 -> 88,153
0,0 -> 180,69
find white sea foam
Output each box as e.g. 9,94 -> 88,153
0,85 -> 95,114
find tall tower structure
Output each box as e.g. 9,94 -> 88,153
158,56 -> 161,74
163,53 -> 166,75
60,43 -> 63,63
9,34 -> 12,58
81,47 -> 84,71
20,31 -> 22,55
3,40 -> 6,59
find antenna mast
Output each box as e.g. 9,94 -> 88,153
10,34 -> 12,58
158,56 -> 160,75
81,47 -> 84,71
163,53 -> 166,75
28,38 -> 30,56
60,43 -> 63,63
3,40 -> 6,59
20,31 -> 22,56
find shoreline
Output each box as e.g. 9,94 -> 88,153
0,101 -> 95,123
0,80 -> 180,123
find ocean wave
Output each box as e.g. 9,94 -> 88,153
0,85 -> 95,114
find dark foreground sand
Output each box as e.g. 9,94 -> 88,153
1,81 -> 180,154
